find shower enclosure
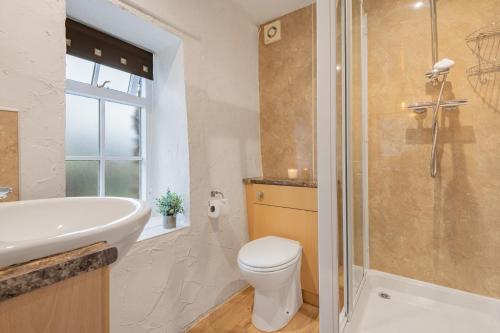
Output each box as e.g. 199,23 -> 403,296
319,0 -> 500,332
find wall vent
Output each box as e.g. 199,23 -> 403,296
264,20 -> 281,45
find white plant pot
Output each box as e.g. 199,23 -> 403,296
163,215 -> 176,229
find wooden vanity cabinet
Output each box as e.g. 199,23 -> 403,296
0,268 -> 109,333
0,243 -> 115,333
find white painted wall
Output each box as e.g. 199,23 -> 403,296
0,0 -> 261,331
109,1 -> 261,331
0,0 -> 67,199
149,45 -> 190,216
230,0 -> 316,24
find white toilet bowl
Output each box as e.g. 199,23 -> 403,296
238,236 -> 303,332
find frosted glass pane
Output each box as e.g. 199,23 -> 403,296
66,94 -> 99,156
98,65 -> 131,93
66,55 -> 95,84
66,161 -> 99,197
105,102 -> 141,157
105,161 -> 140,198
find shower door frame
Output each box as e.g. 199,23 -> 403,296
317,0 -> 370,332
317,0 -> 341,331
344,0 -> 370,320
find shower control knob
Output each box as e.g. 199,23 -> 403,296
256,191 -> 264,201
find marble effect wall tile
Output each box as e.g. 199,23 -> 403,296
259,5 -> 317,179
366,0 -> 500,298
0,110 -> 19,202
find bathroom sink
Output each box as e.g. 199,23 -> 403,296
0,197 -> 151,269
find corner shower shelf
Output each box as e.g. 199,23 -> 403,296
465,22 -> 500,65
465,24 -> 500,42
467,64 -> 500,76
407,99 -> 468,113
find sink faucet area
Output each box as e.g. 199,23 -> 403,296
0,193 -> 151,333
0,187 -> 12,200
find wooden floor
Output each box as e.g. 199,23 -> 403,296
187,287 -> 319,333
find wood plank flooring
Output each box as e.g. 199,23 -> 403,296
187,287 -> 319,333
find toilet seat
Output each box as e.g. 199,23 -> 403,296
239,254 -> 300,273
238,236 -> 301,272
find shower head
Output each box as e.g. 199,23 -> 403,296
426,58 -> 455,79
434,58 -> 455,71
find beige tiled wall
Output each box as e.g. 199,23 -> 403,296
0,110 -> 19,201
259,5 -> 317,179
366,0 -> 500,298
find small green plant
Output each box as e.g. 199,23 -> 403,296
156,190 -> 184,216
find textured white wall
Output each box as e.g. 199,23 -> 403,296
149,45 -> 190,215
1,0 -> 261,331
109,1 -> 261,331
0,0 -> 67,199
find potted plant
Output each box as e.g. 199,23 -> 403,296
156,190 -> 184,229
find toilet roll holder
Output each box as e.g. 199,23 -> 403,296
210,190 -> 224,199
208,191 -> 225,217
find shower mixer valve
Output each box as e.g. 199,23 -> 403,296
405,58 -> 468,178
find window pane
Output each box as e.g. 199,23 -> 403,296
128,76 -> 148,97
104,102 -> 141,157
66,94 -> 99,156
105,161 -> 140,198
98,64 -> 131,93
66,54 -> 95,84
66,161 -> 99,197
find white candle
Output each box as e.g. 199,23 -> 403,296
288,168 -> 298,179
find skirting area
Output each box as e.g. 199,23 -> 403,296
345,270 -> 500,333
187,287 -> 319,332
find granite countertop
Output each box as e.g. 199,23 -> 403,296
243,177 -> 317,188
0,242 -> 117,302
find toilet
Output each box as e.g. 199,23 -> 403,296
238,236 -> 303,332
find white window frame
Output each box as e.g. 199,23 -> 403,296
65,64 -> 152,200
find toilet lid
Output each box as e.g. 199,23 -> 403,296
238,236 -> 301,269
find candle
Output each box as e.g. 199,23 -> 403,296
288,168 -> 298,179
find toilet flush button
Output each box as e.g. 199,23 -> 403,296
256,191 -> 264,200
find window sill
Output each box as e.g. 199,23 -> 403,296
137,215 -> 189,242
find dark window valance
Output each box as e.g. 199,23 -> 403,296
65,18 -> 154,80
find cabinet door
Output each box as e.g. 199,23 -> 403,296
0,268 -> 109,333
252,204 -> 318,295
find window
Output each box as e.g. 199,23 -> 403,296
64,11 -> 188,239
65,54 -> 152,199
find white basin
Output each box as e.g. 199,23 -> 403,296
0,197 -> 151,269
